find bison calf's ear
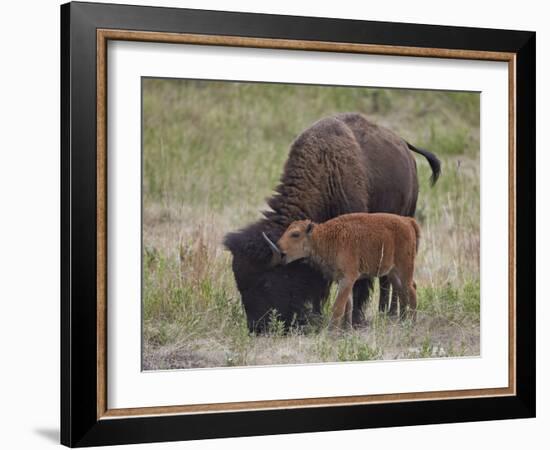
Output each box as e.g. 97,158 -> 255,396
306,222 -> 315,235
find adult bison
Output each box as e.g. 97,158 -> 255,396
224,113 -> 440,332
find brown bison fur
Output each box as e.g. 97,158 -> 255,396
277,213 -> 420,329
224,113 -> 440,332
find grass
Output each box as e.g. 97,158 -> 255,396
142,79 -> 480,370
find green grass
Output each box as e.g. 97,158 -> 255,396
141,79 -> 480,370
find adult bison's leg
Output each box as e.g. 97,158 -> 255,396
378,276 -> 391,313
307,281 -> 331,327
389,288 -> 399,316
313,280 -> 331,314
352,278 -> 372,326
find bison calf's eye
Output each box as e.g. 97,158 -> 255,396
290,232 -> 300,238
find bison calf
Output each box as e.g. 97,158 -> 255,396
269,212 -> 420,329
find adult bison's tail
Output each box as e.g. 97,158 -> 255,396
406,142 -> 441,186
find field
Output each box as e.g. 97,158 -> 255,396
142,78 -> 480,370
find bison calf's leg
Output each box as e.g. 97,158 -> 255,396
398,258 -> 417,320
388,270 -> 408,320
391,270 -> 416,321
330,278 -> 356,330
407,281 -> 418,321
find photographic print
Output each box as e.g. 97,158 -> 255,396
141,79 -> 480,370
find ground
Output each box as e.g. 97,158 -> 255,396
141,79 -> 480,370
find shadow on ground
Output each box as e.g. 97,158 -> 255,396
34,428 -> 59,444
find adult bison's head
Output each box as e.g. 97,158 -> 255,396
223,221 -> 329,332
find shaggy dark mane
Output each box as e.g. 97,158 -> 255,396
265,115 -> 369,225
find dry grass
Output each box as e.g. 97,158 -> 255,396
142,79 -> 480,370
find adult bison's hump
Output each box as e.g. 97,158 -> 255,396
267,112 -> 417,223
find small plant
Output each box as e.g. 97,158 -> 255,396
336,334 -> 382,362
267,309 -> 287,338
313,332 -> 333,361
419,335 -> 434,358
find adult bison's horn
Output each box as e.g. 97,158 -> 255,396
262,232 -> 282,265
